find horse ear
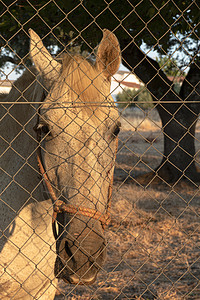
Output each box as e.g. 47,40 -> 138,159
96,29 -> 121,79
29,29 -> 61,87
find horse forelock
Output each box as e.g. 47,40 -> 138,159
59,54 -> 105,107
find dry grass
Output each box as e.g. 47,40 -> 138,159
55,108 -> 200,299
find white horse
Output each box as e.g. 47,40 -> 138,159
0,29 -> 121,299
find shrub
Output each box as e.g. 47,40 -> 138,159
116,88 -> 138,108
137,87 -> 154,110
116,87 -> 153,110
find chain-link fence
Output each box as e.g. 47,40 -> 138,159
0,1 -> 199,299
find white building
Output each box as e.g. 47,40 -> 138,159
111,69 -> 143,97
0,68 -> 143,97
0,80 -> 13,94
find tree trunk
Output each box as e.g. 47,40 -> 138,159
120,39 -> 200,184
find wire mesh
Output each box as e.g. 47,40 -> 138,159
0,0 -> 199,299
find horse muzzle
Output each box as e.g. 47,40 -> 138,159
54,216 -> 106,285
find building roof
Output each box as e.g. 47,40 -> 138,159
167,76 -> 185,83
114,80 -> 142,89
0,80 -> 14,87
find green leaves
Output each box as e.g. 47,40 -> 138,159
0,0 -> 199,71
116,88 -> 153,110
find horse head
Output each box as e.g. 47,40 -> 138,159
29,29 -> 121,285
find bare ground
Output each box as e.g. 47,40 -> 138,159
55,108 -> 200,299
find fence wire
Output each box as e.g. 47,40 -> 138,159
0,1 -> 200,299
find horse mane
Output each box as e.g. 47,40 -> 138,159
60,54 -> 104,105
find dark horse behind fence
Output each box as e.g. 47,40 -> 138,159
0,28 -> 121,299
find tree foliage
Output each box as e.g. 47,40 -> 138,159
156,55 -> 186,77
0,0 -> 199,70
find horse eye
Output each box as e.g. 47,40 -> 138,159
41,125 -> 50,135
112,123 -> 121,137
34,123 -> 51,135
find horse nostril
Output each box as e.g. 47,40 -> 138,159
65,241 -> 73,258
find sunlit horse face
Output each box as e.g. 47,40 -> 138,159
30,29 -> 121,284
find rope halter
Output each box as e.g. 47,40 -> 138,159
35,127 -> 118,238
